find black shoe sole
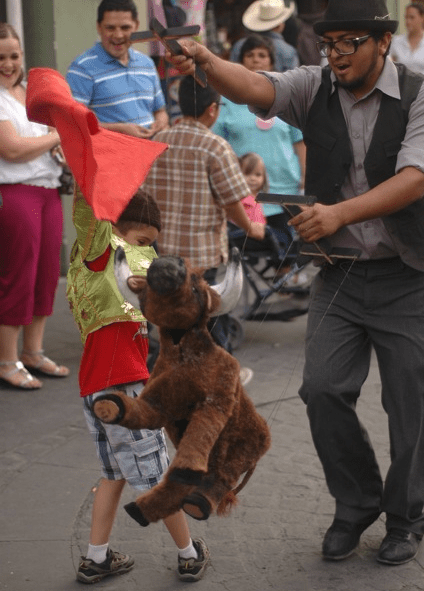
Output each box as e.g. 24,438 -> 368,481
77,564 -> 134,584
376,551 -> 419,566
323,545 -> 358,561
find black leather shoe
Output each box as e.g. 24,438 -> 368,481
322,513 -> 380,560
377,528 -> 422,565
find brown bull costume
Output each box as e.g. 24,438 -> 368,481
93,247 -> 271,526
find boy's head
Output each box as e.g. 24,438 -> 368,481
178,76 -> 221,123
112,188 -> 161,246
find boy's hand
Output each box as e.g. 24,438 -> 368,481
246,221 -> 266,241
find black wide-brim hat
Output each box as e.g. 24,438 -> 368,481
314,0 -> 398,35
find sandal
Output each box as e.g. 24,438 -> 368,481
20,350 -> 70,378
0,361 -> 42,390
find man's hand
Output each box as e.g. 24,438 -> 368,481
288,203 -> 344,242
101,122 -> 151,138
246,221 -> 266,241
137,125 -> 156,138
136,109 -> 169,138
165,38 -> 212,76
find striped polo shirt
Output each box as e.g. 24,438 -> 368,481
66,42 -> 166,127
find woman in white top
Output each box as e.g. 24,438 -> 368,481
390,2 -> 424,75
0,23 -> 70,390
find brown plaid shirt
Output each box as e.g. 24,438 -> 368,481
143,119 -> 249,269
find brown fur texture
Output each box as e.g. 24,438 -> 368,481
93,252 -> 271,526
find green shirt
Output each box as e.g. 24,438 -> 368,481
67,190 -> 156,343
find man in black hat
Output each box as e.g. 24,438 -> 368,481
167,0 -> 424,567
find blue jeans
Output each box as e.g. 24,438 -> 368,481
299,257 -> 424,534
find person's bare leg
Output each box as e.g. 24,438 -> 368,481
89,478 -> 126,545
22,315 -> 47,353
21,315 -> 69,376
166,510 -> 210,581
0,324 -> 41,388
163,510 -> 192,550
0,324 -> 21,361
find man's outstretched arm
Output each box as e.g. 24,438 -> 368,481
167,39 -> 276,111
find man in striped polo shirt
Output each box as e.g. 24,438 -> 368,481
66,0 -> 169,139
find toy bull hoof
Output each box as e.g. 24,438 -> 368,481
124,501 -> 150,527
182,492 -> 211,521
169,467 -> 204,485
92,394 -> 126,424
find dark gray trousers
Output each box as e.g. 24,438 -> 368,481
299,257 -> 424,535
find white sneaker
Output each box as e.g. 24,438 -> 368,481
239,367 -> 253,386
178,538 -> 210,581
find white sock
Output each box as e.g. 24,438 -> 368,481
86,543 -> 108,564
178,539 -> 198,560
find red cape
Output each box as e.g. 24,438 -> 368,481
26,67 -> 168,222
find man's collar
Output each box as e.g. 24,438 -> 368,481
330,58 -> 401,100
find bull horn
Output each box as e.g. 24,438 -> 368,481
210,247 -> 243,317
114,246 -> 141,310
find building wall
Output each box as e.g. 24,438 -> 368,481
387,0 -> 407,34
53,0 -> 148,76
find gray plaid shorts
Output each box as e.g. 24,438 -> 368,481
83,381 -> 169,492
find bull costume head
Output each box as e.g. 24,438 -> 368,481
114,245 -> 244,331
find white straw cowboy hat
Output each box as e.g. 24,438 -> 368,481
314,0 -> 398,35
242,0 -> 296,32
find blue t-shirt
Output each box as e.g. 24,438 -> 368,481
213,99 -> 303,216
66,42 -> 166,127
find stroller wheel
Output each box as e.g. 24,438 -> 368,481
227,315 -> 245,350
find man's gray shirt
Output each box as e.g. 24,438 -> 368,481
252,59 -> 424,260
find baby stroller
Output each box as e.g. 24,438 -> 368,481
227,218 -> 311,330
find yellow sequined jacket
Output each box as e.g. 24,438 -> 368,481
66,188 -> 156,343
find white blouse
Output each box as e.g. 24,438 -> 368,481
0,84 -> 61,187
390,34 -> 424,76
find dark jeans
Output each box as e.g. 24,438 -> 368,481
299,257 -> 424,535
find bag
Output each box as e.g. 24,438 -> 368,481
58,164 -> 74,195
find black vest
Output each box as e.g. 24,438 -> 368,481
304,63 -> 423,202
303,63 -> 424,265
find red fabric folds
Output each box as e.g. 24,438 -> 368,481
26,67 -> 168,222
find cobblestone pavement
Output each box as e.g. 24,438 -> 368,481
1,278 -> 423,591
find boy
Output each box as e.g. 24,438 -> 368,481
67,186 -> 209,584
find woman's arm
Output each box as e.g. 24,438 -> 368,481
0,120 -> 60,163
